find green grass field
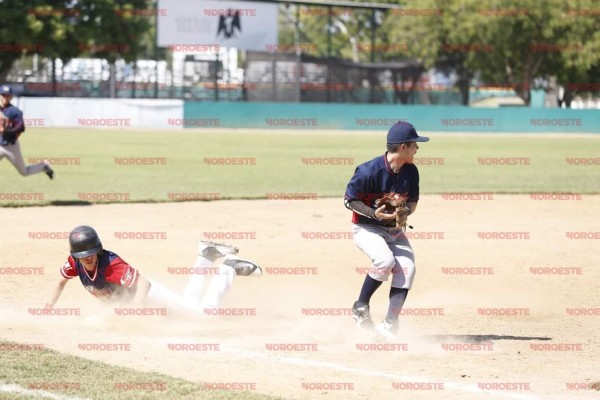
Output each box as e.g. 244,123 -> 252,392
1,129 -> 598,206
0,340 -> 282,400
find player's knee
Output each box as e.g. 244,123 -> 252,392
373,253 -> 396,270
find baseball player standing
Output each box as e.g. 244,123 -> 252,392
46,226 -> 262,316
0,85 -> 54,179
344,121 -> 429,339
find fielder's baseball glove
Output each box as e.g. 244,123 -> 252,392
374,193 -> 410,229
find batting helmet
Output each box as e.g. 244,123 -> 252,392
69,225 -> 102,258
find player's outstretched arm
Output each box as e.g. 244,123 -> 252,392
46,277 -> 69,308
132,274 -> 151,304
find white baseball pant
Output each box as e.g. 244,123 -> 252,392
145,253 -> 236,316
0,141 -> 47,176
352,223 -> 416,289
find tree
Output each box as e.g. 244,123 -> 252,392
385,0 -> 599,106
0,0 -> 153,84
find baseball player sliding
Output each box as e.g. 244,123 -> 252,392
0,85 -> 54,179
46,226 -> 262,316
344,121 -> 429,339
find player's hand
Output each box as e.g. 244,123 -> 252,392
374,204 -> 397,221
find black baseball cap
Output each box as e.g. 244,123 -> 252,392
0,85 -> 13,95
387,121 -> 429,143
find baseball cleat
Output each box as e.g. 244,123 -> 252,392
222,254 -> 262,277
43,160 -> 54,180
352,301 -> 375,331
198,241 -> 239,261
375,319 -> 399,341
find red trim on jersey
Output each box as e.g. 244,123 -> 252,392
104,257 -> 139,288
60,256 -> 78,279
82,264 -> 98,281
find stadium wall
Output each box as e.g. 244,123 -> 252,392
184,102 -> 600,133
16,97 -> 183,129
12,98 -> 599,133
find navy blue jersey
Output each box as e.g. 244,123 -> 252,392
345,153 -> 419,224
0,103 -> 25,136
61,250 -> 139,301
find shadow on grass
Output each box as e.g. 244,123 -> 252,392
425,334 -> 552,343
49,200 -> 93,206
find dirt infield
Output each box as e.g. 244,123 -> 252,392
1,196 -> 599,399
